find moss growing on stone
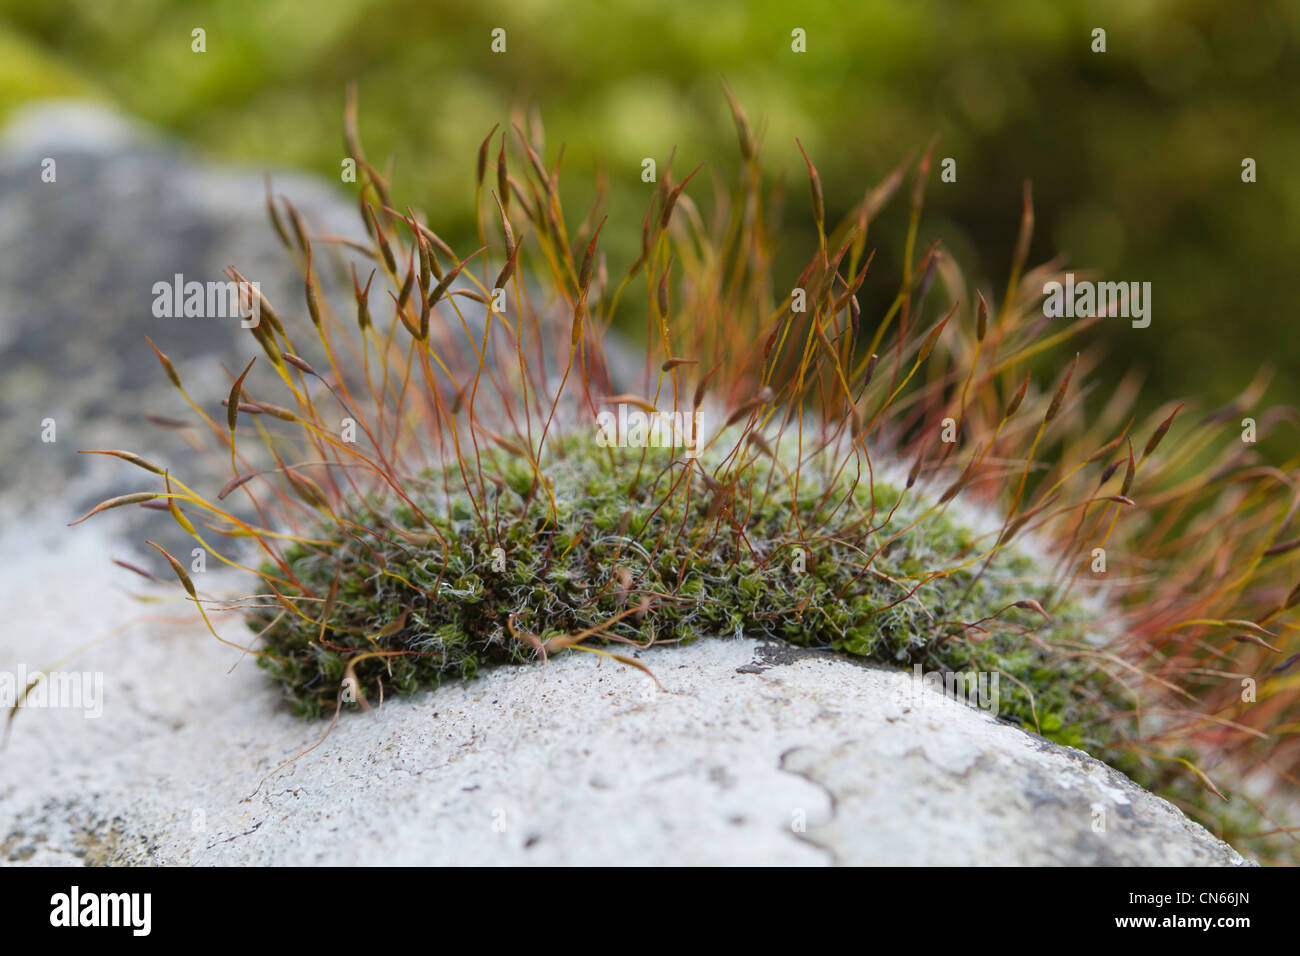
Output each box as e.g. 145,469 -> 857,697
77,92 -> 1300,862
252,431 -> 1117,762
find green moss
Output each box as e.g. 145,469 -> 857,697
240,427 -> 1296,857
251,431 -> 1121,757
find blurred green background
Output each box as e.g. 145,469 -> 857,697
2,0 -> 1297,415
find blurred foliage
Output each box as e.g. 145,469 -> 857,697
1,0 -> 1298,416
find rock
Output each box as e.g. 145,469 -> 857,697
0,100 -> 638,532
0,102 -> 1253,868
0,101 -> 365,518
0,516 -> 1250,866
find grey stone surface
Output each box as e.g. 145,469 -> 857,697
0,101 -> 638,527
0,516 -> 1251,866
0,101 -> 366,516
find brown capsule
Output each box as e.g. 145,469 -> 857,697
941,452 -> 982,500
397,266 -> 415,310
1004,374 -> 1030,419
305,260 -> 322,328
657,259 -> 672,318
393,293 -> 421,340
997,513 -> 1032,547
795,139 -> 824,231
371,610 -> 409,643
68,492 -> 161,526
1263,537 -> 1300,558
362,162 -> 394,221
1273,650 -> 1300,674
1143,403 -> 1184,459
862,353 -> 880,390
495,242 -> 521,291
164,473 -> 196,535
915,249 -> 940,303
1043,354 -> 1079,425
260,291 -> 285,337
938,474 -> 969,505
514,124 -> 550,188
492,191 -> 515,261
353,266 -> 375,332
500,175 -> 533,227
218,472 -> 257,500
281,198 -> 310,255
569,304 -> 585,349
476,123 -> 499,188
486,430 -> 530,460
252,401 -> 298,422
1120,440 -> 1137,497
497,133 -> 509,214
264,174 -> 292,250
1086,423 -> 1133,464
144,336 -> 183,389
252,319 -> 282,365
1013,598 -> 1051,622
227,358 -> 257,436
415,227 -> 432,294
721,78 -> 754,161
343,81 -> 363,161
426,233 -> 444,282
1284,582 -> 1300,610
409,220 -> 456,264
723,387 -> 774,429
579,216 -> 607,293
658,163 -> 703,233
78,449 -> 165,476
229,270 -> 283,337
693,364 -> 721,409
917,309 -> 954,363
147,540 -> 197,598
145,413 -> 189,429
112,558 -> 161,582
284,468 -> 330,511
283,353 -> 318,377
849,405 -> 864,438
367,205 -> 397,275
359,192 -> 376,239
906,452 -> 924,489
417,286 -> 433,335
975,289 -> 989,342
747,432 -> 774,459
640,206 -> 654,259
221,399 -> 263,414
